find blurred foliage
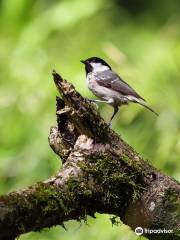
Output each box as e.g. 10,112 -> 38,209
0,0 -> 179,239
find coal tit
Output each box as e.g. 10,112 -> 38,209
81,57 -> 158,124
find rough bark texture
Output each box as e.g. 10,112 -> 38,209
0,71 -> 179,240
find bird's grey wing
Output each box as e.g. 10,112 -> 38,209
95,70 -> 145,101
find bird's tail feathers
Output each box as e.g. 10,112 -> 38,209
127,96 -> 158,116
137,99 -> 158,116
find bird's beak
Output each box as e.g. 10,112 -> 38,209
81,60 -> 86,64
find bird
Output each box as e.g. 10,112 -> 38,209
81,57 -> 158,125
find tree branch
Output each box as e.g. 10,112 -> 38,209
0,71 -> 179,240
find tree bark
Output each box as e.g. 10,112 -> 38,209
0,71 -> 179,240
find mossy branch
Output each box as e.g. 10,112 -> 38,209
0,71 -> 179,240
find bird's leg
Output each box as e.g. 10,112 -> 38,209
108,106 -> 119,127
87,99 -> 110,109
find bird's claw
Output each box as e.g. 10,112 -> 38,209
87,98 -> 99,108
87,98 -> 96,103
107,122 -> 112,128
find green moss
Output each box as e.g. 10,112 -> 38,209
110,216 -> 121,226
3,181 -> 74,235
18,223 -> 26,233
83,189 -> 92,197
76,151 -> 146,210
121,154 -> 142,173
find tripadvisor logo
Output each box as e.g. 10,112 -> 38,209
135,227 -> 143,235
135,227 -> 173,235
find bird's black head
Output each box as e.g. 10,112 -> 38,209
81,57 -> 111,74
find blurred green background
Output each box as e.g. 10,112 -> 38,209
0,0 -> 180,239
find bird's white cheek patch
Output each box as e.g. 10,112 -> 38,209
91,63 -> 109,72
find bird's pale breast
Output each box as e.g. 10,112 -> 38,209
87,72 -> 128,105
